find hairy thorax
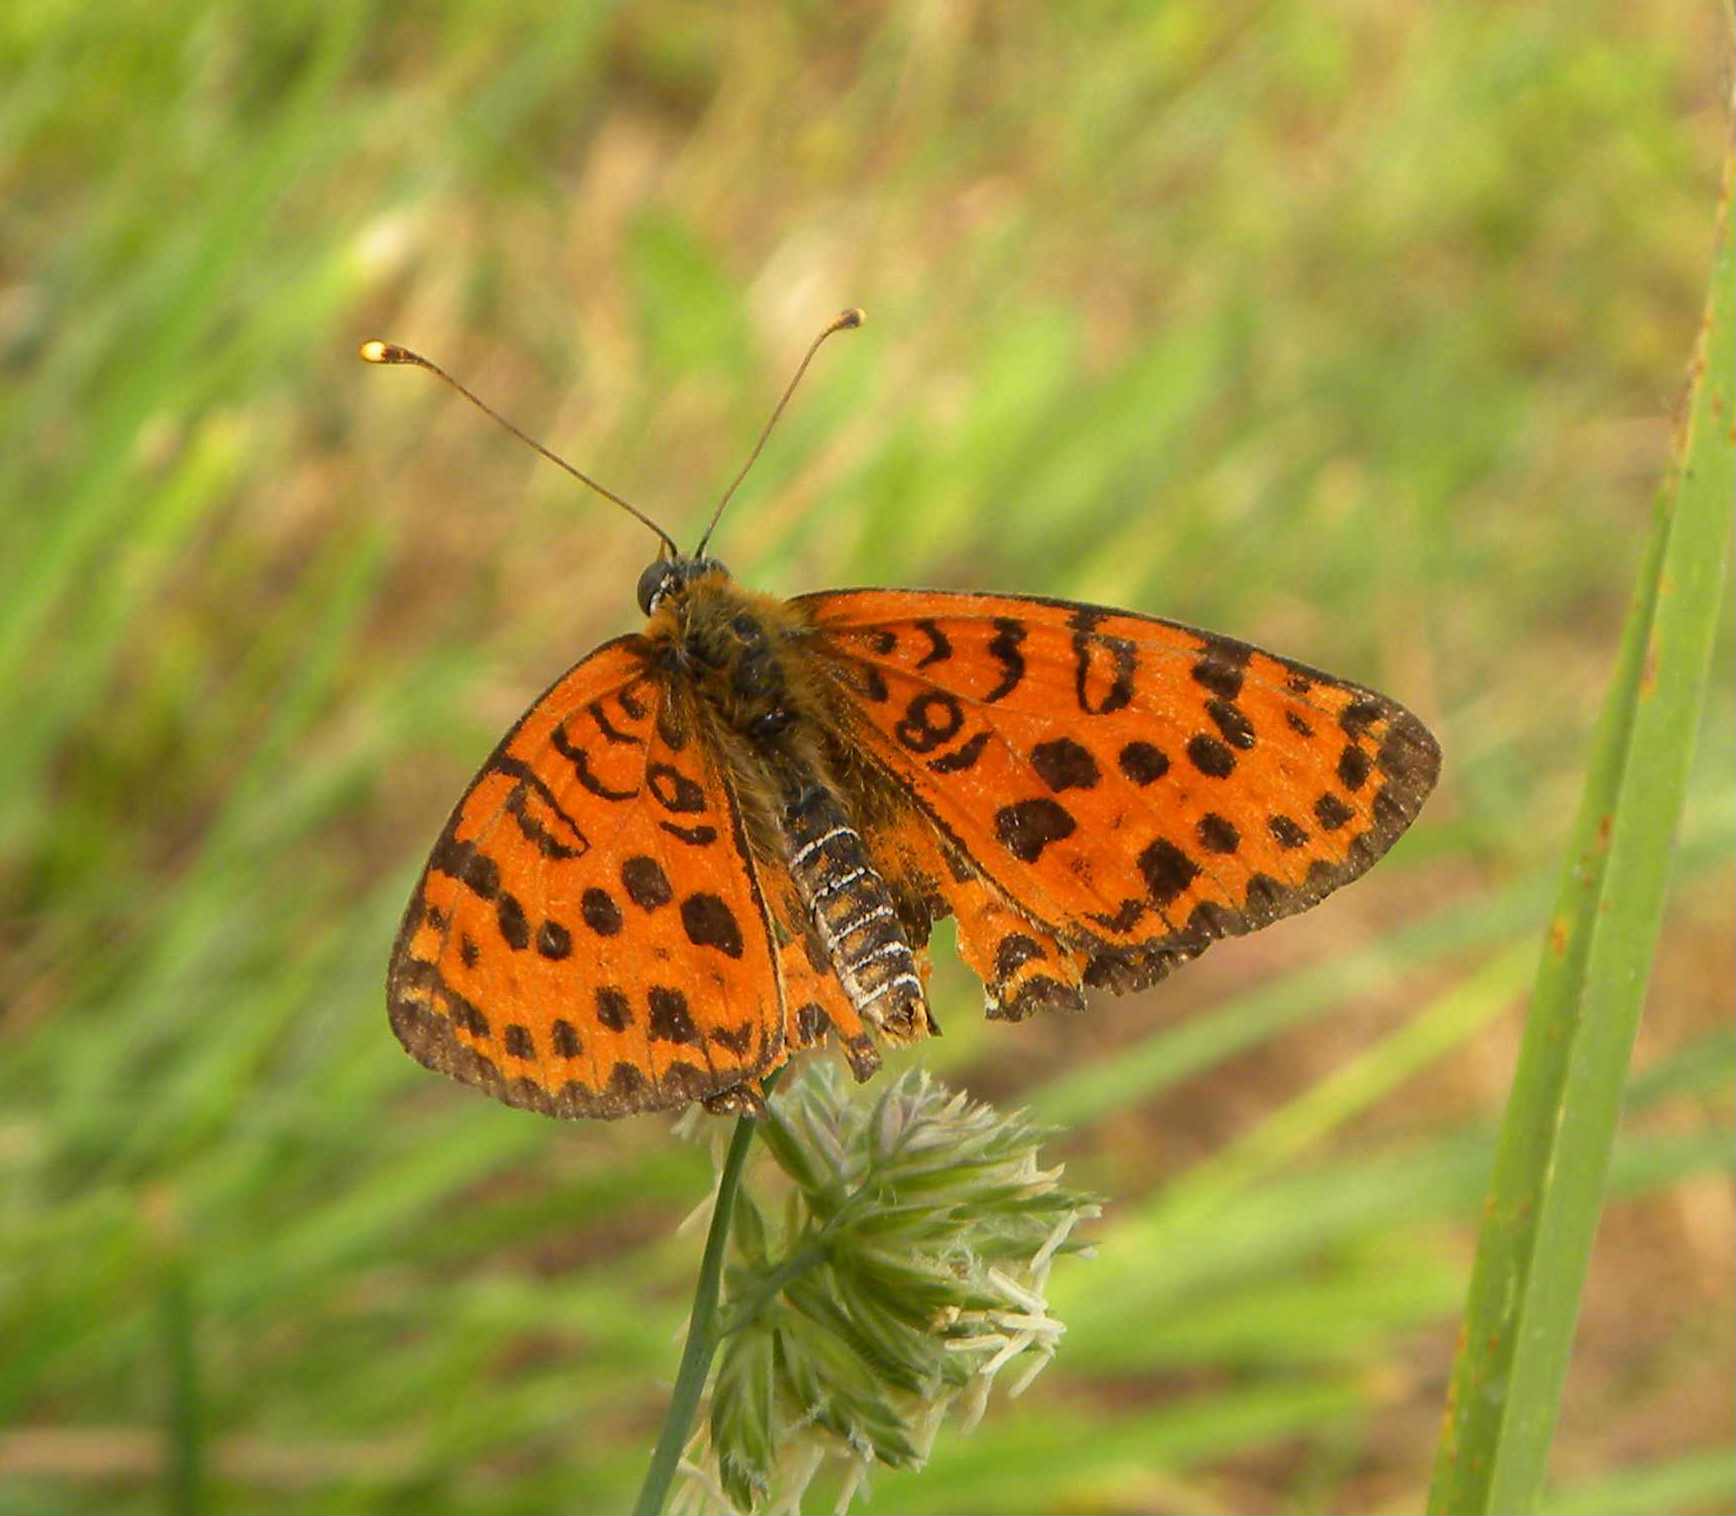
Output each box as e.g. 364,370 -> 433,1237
645,569 -> 934,1042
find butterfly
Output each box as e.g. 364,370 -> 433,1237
366,311 -> 1440,1120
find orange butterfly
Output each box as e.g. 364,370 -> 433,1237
365,312 -> 1439,1120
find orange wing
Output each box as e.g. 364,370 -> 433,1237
797,589 -> 1440,994
388,637 -> 786,1118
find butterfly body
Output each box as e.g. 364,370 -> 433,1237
388,547 -> 1440,1121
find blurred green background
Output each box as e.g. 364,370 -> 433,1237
2,4 -> 1731,1513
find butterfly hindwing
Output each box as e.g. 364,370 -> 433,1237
797,588 -> 1440,985
388,637 -> 786,1118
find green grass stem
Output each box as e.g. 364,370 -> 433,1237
1430,151 -> 1735,1514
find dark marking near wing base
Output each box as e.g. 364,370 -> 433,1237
551,725 -> 638,801
659,820 -> 719,846
929,730 -> 990,773
994,797 -> 1078,863
896,691 -> 965,753
647,763 -> 706,814
588,698 -> 640,745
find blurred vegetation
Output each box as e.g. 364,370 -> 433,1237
1,4 -> 1730,1514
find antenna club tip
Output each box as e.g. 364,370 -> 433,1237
837,307 -> 866,330
358,339 -> 395,364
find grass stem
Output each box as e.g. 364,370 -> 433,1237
633,1087 -> 773,1516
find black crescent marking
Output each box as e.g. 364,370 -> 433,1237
659,820 -> 719,846
588,699 -> 642,745
496,757 -> 588,860
929,730 -> 990,773
550,723 -> 639,801
914,619 -> 952,668
984,618 -> 1027,701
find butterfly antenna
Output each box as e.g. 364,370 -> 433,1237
358,339 -> 680,559
693,307 -> 864,558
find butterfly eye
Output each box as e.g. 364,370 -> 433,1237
637,560 -> 680,615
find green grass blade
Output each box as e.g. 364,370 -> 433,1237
1430,153 -> 1735,1514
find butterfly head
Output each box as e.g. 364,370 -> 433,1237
637,555 -> 730,617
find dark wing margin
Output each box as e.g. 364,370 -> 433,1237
388,636 -> 788,1118
794,587 -> 1439,993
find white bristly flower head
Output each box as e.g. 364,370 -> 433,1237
671,1064 -> 1099,1516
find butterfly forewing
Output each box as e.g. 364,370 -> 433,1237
797,589 -> 1440,978
388,637 -> 786,1117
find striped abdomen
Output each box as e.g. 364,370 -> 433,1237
782,787 -> 927,1039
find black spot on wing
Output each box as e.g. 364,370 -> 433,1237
1337,744 -> 1373,791
1190,643 -> 1249,701
621,855 -> 674,910
595,986 -> 633,1031
647,986 -> 699,1044
1118,741 -> 1169,785
1315,793 -> 1355,831
431,838 -> 500,900
1030,737 -> 1100,792
1139,837 -> 1200,908
581,887 -> 624,936
681,893 -> 745,958
1186,733 -> 1236,778
496,893 -> 530,950
1205,698 -> 1256,750
1268,814 -> 1309,850
994,798 -> 1077,863
552,1019 -> 583,1058
1196,814 -> 1240,854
